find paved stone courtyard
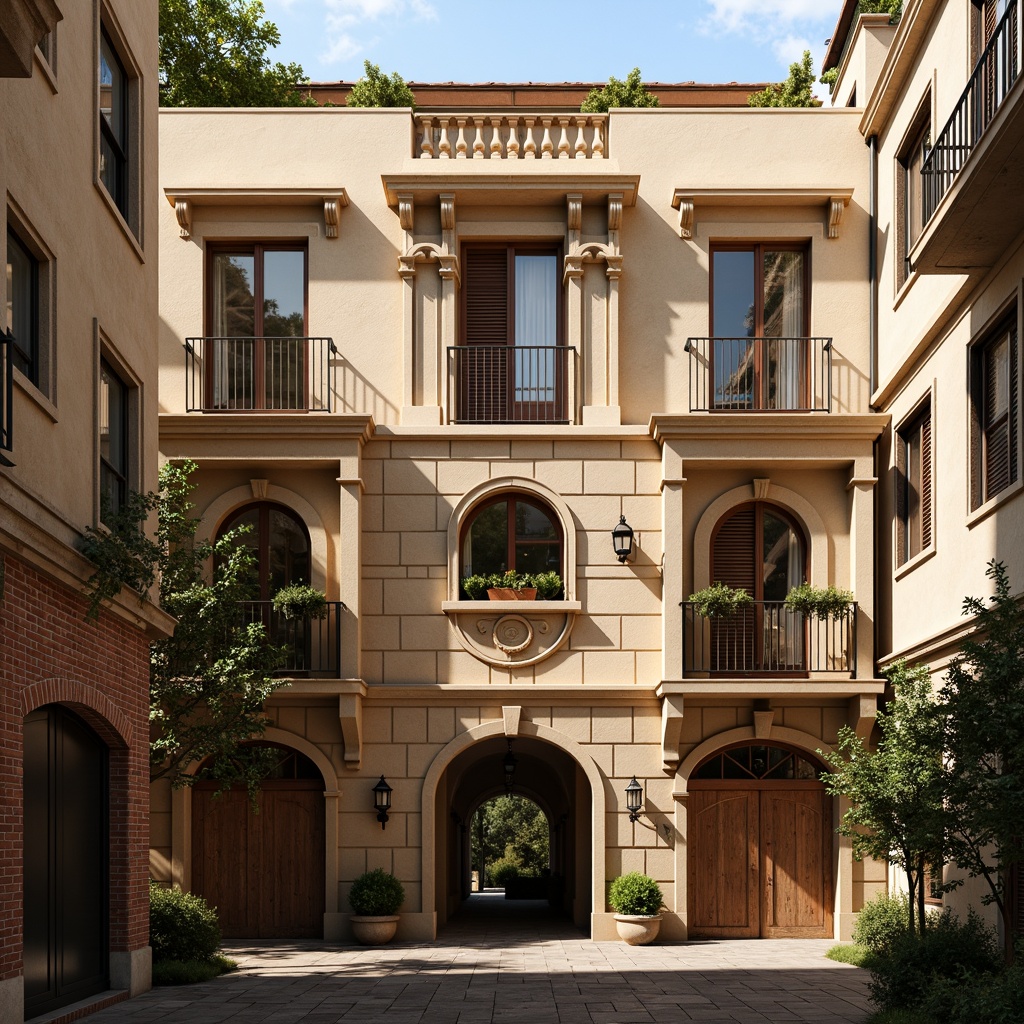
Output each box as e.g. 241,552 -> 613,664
87,897 -> 872,1024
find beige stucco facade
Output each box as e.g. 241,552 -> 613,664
154,89 -> 892,945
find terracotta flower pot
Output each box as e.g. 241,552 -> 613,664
486,588 -> 538,601
613,913 -> 662,945
350,914 -> 400,945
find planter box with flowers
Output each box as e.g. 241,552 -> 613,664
461,570 -> 563,602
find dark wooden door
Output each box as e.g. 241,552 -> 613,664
192,781 -> 325,938
689,785 -> 832,938
24,706 -> 108,1017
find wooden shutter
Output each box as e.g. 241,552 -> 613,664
1010,323 -> 1019,487
921,412 -> 933,549
984,333 -> 1012,498
463,248 -> 509,345
895,434 -> 908,563
712,506 -> 756,593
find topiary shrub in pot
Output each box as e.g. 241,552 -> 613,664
348,868 -> 405,945
272,583 -> 328,620
608,872 -> 664,945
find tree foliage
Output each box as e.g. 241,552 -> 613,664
346,60 -> 415,108
471,795 -> 550,883
748,50 -> 821,108
859,0 -> 903,17
819,661 -> 946,937
159,0 -> 312,107
580,68 -> 659,113
82,461 -> 284,789
940,559 -> 1024,962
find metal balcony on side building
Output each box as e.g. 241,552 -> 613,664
238,600 -> 343,678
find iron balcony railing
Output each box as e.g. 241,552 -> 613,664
922,0 -> 1021,223
185,337 -> 337,412
0,331 -> 13,466
449,344 -> 577,424
239,600 -> 343,678
684,337 -> 833,413
682,600 -> 857,677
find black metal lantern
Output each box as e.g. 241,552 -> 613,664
625,776 -> 644,823
372,775 -> 392,830
612,515 -> 634,563
502,739 -> 517,793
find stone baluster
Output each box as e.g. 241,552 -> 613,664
523,118 -> 537,159
489,117 -> 504,158
506,117 -> 520,159
455,118 -> 468,159
557,118 -> 571,159
541,118 -> 554,159
438,118 -> 453,158
419,117 -> 435,159
592,118 -> 605,159
574,117 -> 588,159
472,119 -> 486,159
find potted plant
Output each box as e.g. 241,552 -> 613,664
533,570 -> 563,600
272,583 -> 328,620
348,868 -> 405,945
783,583 -> 853,619
689,582 -> 752,618
486,570 -> 537,601
461,574 -> 491,600
608,872 -> 664,945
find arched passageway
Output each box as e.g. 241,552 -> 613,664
432,734 -> 593,936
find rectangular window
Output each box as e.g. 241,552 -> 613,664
206,243 -> 307,410
896,401 -> 932,565
99,28 -> 129,220
710,243 -> 809,410
99,360 -> 129,524
6,226 -> 38,385
971,315 -> 1019,509
456,243 -> 565,423
899,113 -> 930,285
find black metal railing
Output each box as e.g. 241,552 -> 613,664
922,0 -> 1021,222
185,337 -> 336,412
239,600 -> 343,677
0,331 -> 13,466
684,337 -> 833,412
449,345 -> 576,424
682,601 -> 856,676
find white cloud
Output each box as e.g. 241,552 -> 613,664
702,0 -> 829,33
320,0 -> 437,67
772,33 -> 812,66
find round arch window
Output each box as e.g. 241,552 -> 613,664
711,501 -> 807,601
461,494 -> 562,580
692,742 -> 824,783
218,501 -> 311,600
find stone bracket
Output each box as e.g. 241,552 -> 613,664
660,691 -> 686,770
849,693 -> 878,739
338,690 -> 363,769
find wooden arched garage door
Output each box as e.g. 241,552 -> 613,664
688,743 -> 833,938
192,746 -> 325,938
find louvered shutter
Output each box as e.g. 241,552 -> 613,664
984,334 -> 1011,498
712,506 -> 756,593
921,412 -> 933,549
895,435 -> 908,564
1009,323 -> 1018,487
462,248 -> 509,422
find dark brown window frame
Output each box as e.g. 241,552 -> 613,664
459,492 -> 564,581
99,358 -> 130,525
970,311 -> 1019,510
896,397 -> 933,565
6,224 -> 39,385
897,96 -> 931,289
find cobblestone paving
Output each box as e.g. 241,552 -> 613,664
88,897 -> 872,1024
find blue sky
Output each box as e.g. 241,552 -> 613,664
262,0 -> 845,89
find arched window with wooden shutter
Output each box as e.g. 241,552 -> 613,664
896,399 -> 933,565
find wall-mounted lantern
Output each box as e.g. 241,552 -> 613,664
625,776 -> 644,822
502,739 -> 517,793
612,515 -> 634,563
372,775 -> 392,830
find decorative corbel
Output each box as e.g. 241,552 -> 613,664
250,478 -> 269,499
604,254 -> 623,280
440,193 -> 456,254
567,194 -> 582,253
562,253 -> 585,285
174,199 -> 192,241
753,478 -> 771,500
607,193 -> 622,255
398,193 -> 415,252
438,253 -> 461,285
828,195 -> 849,239
661,692 -> 685,770
849,694 -> 878,740
676,197 -> 695,240
338,691 -> 363,769
323,193 -> 349,240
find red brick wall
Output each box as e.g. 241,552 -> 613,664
0,554 -> 152,983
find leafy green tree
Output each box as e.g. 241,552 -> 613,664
580,68 -> 659,113
860,0 -> 903,17
819,661 -> 946,937
941,560 -> 1024,963
748,50 -> 821,108
82,461 -> 284,790
472,795 -> 550,884
159,0 -> 312,107
346,60 -> 415,108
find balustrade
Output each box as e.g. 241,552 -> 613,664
415,114 -> 607,160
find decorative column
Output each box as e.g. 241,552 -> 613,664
847,456 -> 877,680
337,449 -> 363,682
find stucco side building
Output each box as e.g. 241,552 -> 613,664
824,0 -> 1024,937
1,1 -> 173,1021
153,75 -> 889,941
